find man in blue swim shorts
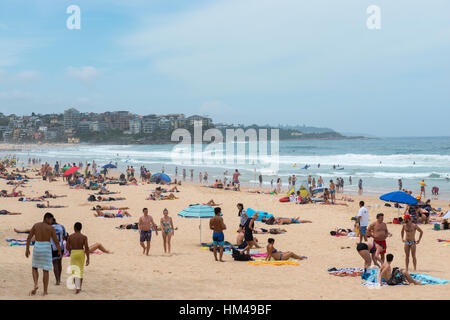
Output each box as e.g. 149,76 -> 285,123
209,207 -> 226,262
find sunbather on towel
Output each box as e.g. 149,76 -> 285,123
265,238 -> 307,261
92,205 -> 129,211
36,201 -> 66,208
96,196 -> 126,201
1,210 -> 22,215
263,216 -> 312,225
379,253 -> 422,285
94,208 -> 131,218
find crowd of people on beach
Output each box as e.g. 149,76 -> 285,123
1,155 -> 449,295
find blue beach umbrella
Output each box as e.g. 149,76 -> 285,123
151,173 -> 171,183
102,163 -> 117,169
380,191 -> 418,216
178,205 -> 220,244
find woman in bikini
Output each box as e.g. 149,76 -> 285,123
356,241 -> 383,269
265,238 -> 307,261
160,209 -> 174,254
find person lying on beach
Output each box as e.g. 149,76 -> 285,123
93,209 -> 132,218
340,196 -> 354,202
379,253 -> 422,285
96,195 -> 126,201
1,209 -> 22,215
330,228 -> 354,236
265,238 -> 307,261
19,196 -> 44,202
147,192 -> 177,200
253,227 -> 287,234
36,201 -> 67,209
0,186 -> 24,197
43,191 -> 67,199
92,205 -> 129,211
263,216 -> 312,225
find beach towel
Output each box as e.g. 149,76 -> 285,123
409,273 -> 450,285
247,260 -> 300,266
246,208 -> 273,221
9,241 -> 35,246
328,268 -> 364,277
437,239 -> 450,242
70,249 -> 86,279
6,238 -> 27,242
32,241 -> 53,271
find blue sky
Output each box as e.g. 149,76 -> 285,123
0,0 -> 449,137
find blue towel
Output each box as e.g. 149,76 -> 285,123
410,273 -> 450,285
246,208 -> 273,221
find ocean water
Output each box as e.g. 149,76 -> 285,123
3,137 -> 450,199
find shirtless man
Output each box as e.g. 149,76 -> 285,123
379,253 -> 421,285
138,208 -> 158,255
25,212 -> 61,296
401,214 -> 423,272
209,207 -> 226,262
67,222 -> 90,294
367,213 -> 389,263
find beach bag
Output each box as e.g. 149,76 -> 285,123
387,268 -> 407,285
434,224 -> 441,231
232,248 -> 252,261
393,218 -> 400,224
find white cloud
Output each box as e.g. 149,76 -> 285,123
0,89 -> 32,100
66,66 -> 99,84
14,70 -> 40,83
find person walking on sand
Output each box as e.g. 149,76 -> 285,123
357,201 -> 369,243
209,207 -> 226,262
160,209 -> 174,254
367,213 -> 389,263
67,222 -> 90,294
25,212 -> 62,296
50,217 -> 67,286
138,208 -> 158,255
401,214 -> 423,272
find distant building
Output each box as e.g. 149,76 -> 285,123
126,117 -> 142,135
64,108 -> 81,131
142,115 -> 158,134
186,115 -> 213,127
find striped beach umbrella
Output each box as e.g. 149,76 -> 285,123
178,205 -> 220,244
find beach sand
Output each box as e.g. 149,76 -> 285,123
0,171 -> 449,300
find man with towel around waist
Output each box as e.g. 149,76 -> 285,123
67,222 -> 90,294
25,212 -> 62,296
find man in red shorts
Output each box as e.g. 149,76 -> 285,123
367,213 -> 389,263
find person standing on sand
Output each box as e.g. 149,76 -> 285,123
401,214 -> 423,272
367,213 -> 389,263
26,212 -> 62,296
138,208 -> 158,255
356,201 -> 369,243
160,209 -> 174,254
358,179 -> 363,195
232,169 -> 241,187
190,169 -> 194,181
329,180 -> 336,204
199,172 -> 202,184
67,222 -> 90,294
182,169 -> 186,181
209,207 -> 226,262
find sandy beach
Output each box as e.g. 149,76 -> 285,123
0,167 -> 449,300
